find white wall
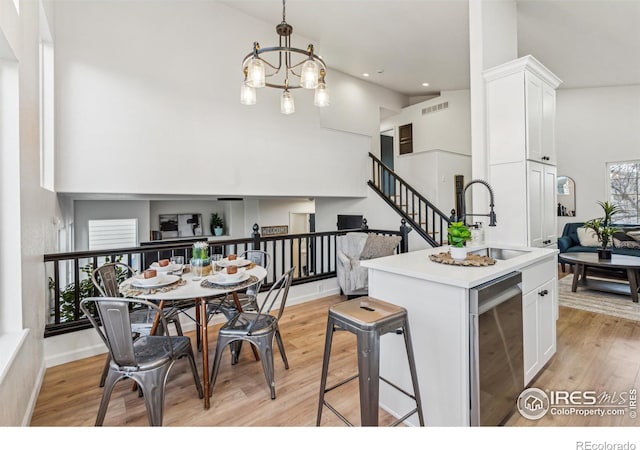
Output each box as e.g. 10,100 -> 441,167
389,90 -> 472,157
74,200 -> 150,249
53,0 -> 407,198
383,90 -> 472,213
556,85 -> 640,232
314,193 -> 430,252
0,0 -> 61,426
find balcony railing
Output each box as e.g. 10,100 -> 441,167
43,222 -> 410,337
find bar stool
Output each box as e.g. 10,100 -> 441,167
316,296 -> 424,427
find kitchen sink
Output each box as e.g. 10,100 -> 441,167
469,247 -> 531,260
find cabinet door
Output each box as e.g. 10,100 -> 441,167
541,83 -> 557,164
523,289 -> 540,385
527,161 -> 544,247
542,165 -> 557,246
538,279 -> 557,367
525,73 -> 543,162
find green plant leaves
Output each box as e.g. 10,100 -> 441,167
585,201 -> 621,249
447,221 -> 472,248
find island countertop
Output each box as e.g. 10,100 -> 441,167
360,243 -> 558,289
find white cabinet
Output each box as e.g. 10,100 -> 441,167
527,161 -> 557,248
484,55 -> 561,249
521,259 -> 558,385
485,55 -> 561,166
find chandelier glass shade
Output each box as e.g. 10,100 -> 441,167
240,0 -> 329,113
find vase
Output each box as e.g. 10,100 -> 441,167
214,226 -> 223,236
597,249 -> 612,260
450,246 -> 468,261
190,257 -> 211,280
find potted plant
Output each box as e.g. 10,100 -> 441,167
210,213 -> 224,236
447,221 -> 472,260
583,200 -> 621,260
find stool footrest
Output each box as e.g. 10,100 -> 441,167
379,375 -> 418,402
390,408 -> 419,427
323,373 -> 359,394
322,401 -> 355,427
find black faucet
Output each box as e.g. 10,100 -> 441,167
450,179 -> 497,227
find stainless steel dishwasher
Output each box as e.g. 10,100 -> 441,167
469,271 -> 523,426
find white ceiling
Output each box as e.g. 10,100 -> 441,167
221,0 -> 640,96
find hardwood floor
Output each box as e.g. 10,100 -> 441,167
30,270 -> 640,427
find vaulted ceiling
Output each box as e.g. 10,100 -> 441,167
221,0 -> 640,96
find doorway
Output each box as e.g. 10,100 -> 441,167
289,212 -> 315,277
380,130 -> 395,196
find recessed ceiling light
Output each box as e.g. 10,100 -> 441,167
422,82 -> 430,87
362,73 -> 370,77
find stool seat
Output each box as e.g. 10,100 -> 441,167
329,296 -> 406,330
317,296 -> 424,427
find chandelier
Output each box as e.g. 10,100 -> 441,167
240,0 -> 329,114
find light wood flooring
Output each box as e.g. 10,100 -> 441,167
30,269 -> 640,427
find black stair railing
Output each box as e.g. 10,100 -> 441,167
368,152 -> 451,247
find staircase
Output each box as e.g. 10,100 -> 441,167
368,152 -> 451,247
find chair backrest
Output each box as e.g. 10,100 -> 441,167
239,250 -> 272,271
239,250 -> 272,296
91,262 -> 136,297
336,232 -> 368,259
247,266 -> 295,334
80,297 -> 173,369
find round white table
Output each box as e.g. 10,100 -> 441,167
122,265 -> 267,409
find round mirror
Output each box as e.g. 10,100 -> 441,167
557,176 -> 576,217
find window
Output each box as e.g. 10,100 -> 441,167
88,219 -> 138,250
607,160 -> 640,224
398,123 -> 413,155
39,5 -> 54,191
0,53 -> 23,338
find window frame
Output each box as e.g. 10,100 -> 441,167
606,159 -> 640,224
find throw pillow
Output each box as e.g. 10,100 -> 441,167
576,227 -> 600,247
613,237 -> 640,249
360,234 -> 402,260
626,230 -> 640,242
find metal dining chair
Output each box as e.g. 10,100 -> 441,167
80,297 -> 203,426
214,250 -> 272,364
91,262 -> 183,388
209,266 -> 295,401
217,250 -> 272,319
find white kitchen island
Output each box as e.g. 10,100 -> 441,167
360,244 -> 559,426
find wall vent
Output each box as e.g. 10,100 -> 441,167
421,101 -> 449,115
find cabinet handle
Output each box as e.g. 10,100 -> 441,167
538,289 -> 548,296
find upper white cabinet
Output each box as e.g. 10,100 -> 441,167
485,55 -> 562,166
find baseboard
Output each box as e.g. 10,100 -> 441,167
24,359 -> 46,426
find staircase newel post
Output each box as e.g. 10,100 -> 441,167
361,218 -> 369,230
252,223 -> 261,251
400,219 -> 411,253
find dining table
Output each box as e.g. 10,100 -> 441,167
119,261 -> 268,409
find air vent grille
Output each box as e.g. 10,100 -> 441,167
422,101 -> 449,115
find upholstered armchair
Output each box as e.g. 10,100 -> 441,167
336,232 -> 402,298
